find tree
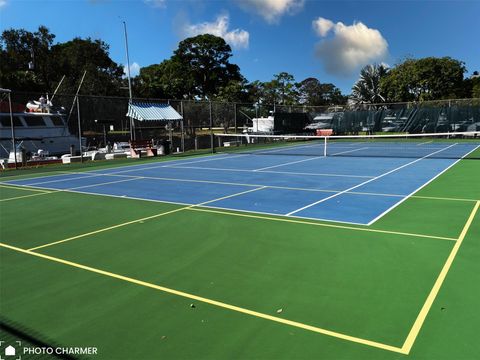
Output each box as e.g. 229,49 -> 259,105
380,57 -> 466,102
135,34 -> 245,100
461,71 -> 480,99
251,72 -> 299,105
0,26 -> 56,92
215,79 -> 250,103
0,27 -> 124,96
297,77 -> 346,105
172,34 -> 244,99
350,63 -> 389,105
134,59 -> 193,99
273,72 -> 298,105
51,37 -> 124,95
472,78 -> 480,98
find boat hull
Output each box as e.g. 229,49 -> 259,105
0,135 -> 84,158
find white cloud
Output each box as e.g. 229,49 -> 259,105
313,18 -> 389,76
312,17 -> 334,37
182,14 -> 249,50
0,0 -> 7,8
144,0 -> 166,8
124,62 -> 140,77
236,0 -> 304,24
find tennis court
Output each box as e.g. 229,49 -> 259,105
1,133 -> 480,359
3,135 -> 480,225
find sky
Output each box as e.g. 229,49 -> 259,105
0,0 -> 479,95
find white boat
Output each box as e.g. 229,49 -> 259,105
0,106 -> 84,159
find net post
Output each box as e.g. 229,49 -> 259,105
323,136 -> 327,157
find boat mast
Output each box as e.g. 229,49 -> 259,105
123,21 -> 135,141
75,71 -> 87,163
50,75 -> 65,102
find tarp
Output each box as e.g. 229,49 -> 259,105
127,102 -> 183,121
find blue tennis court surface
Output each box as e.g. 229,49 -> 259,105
3,141 -> 479,225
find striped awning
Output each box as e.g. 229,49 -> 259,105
126,102 -> 183,121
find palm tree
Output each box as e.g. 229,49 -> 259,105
350,64 -> 389,106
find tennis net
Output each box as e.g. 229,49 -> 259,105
213,132 -> 480,159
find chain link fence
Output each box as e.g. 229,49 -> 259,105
3,92 -> 480,159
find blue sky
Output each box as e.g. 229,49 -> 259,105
0,0 -> 478,95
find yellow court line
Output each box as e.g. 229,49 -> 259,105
0,191 -> 55,202
188,207 -> 457,242
27,206 -> 191,251
0,242 -> 405,354
28,186 -> 267,251
0,184 -> 53,193
410,194 -> 479,203
401,200 -> 480,354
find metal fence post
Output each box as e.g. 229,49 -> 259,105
77,96 -> 83,163
234,102 -> 237,134
180,100 -> 185,152
210,101 -> 214,153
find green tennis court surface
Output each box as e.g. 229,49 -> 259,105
1,158 -> 479,359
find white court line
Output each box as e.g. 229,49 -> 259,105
2,172 -> 360,197
417,141 -> 434,146
253,147 -> 370,172
158,165 -> 373,179
253,156 -> 325,172
24,173 -> 104,186
366,144 -> 480,225
161,153 -> 247,167
69,177 -> 143,190
286,143 -> 459,216
4,174 -> 473,228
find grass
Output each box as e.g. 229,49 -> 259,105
0,156 -> 479,359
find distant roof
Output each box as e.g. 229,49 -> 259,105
127,102 -> 183,121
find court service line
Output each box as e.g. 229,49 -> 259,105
63,171 -> 369,193
187,207 -> 457,241
252,147 -> 370,172
286,143 -> 459,216
366,144 -> 480,225
60,175 -> 480,203
0,242 -> 405,354
25,173 -> 105,186
161,154 -> 248,167
157,165 -> 373,179
235,140 -> 326,157
401,201 -> 480,354
417,141 -> 434,146
27,186 -> 267,251
69,177 -> 143,190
